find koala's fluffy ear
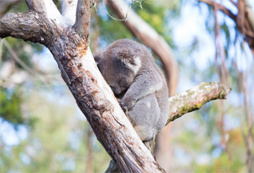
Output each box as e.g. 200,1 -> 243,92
117,49 -> 141,74
94,55 -> 101,65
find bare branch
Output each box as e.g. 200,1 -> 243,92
237,0 -> 245,33
107,0 -> 178,96
198,0 -> 237,22
0,0 -> 22,19
198,0 -> 254,55
74,0 -> 92,44
0,12 -> 62,45
25,0 -> 65,27
230,0 -> 237,7
244,0 -> 254,32
167,82 -> 232,124
62,0 -> 78,25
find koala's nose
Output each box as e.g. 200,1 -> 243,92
110,86 -> 116,93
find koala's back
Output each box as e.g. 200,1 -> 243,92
153,64 -> 169,130
98,39 -> 169,142
113,40 -> 169,138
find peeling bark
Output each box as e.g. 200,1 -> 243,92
74,0 -> 92,43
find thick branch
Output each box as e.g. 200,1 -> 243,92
107,0 -> 178,96
48,28 -> 162,172
25,0 -> 65,27
62,0 -> 78,26
167,82 -> 231,124
0,0 -> 22,19
0,12 -> 61,45
74,0 -> 92,43
0,3 -> 162,172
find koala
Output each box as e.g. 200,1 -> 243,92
95,39 -> 169,147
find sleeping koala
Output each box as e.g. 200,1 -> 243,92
95,39 -> 169,147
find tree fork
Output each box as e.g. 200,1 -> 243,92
0,0 -> 232,172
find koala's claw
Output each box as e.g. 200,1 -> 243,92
119,101 -> 129,115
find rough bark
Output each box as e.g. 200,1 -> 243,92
25,0 -> 66,27
106,0 -> 178,96
0,12 -> 59,44
0,1 -> 232,172
74,0 -> 92,43
0,1 -> 162,172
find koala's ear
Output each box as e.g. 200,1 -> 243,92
117,50 -> 141,74
94,55 -> 101,65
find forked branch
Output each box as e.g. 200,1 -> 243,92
25,0 -> 65,27
61,0 -> 78,25
0,12 -> 60,45
0,1 -> 232,172
75,0 -> 92,44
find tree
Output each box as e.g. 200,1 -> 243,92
0,0 -> 231,172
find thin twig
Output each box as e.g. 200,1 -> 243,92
230,0 -> 237,7
103,0 -> 132,21
3,40 -> 50,89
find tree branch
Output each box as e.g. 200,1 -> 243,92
0,1 -> 233,172
167,82 -> 232,123
74,0 -> 92,44
237,0 -> 245,33
0,2 -> 163,172
0,0 -> 22,19
244,0 -> 254,32
61,0 -> 78,26
106,0 -> 178,96
0,12 -> 62,45
198,0 -> 237,22
49,29 -> 163,172
25,0 -> 66,27
198,0 -> 254,54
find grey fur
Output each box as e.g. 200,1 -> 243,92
95,39 -> 169,143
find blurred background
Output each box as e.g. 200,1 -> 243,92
0,0 -> 254,172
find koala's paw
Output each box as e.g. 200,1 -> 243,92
119,98 -> 135,111
119,100 -> 128,112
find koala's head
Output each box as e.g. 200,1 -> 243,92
95,47 -> 141,97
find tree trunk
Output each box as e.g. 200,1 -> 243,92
0,0 -> 232,172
